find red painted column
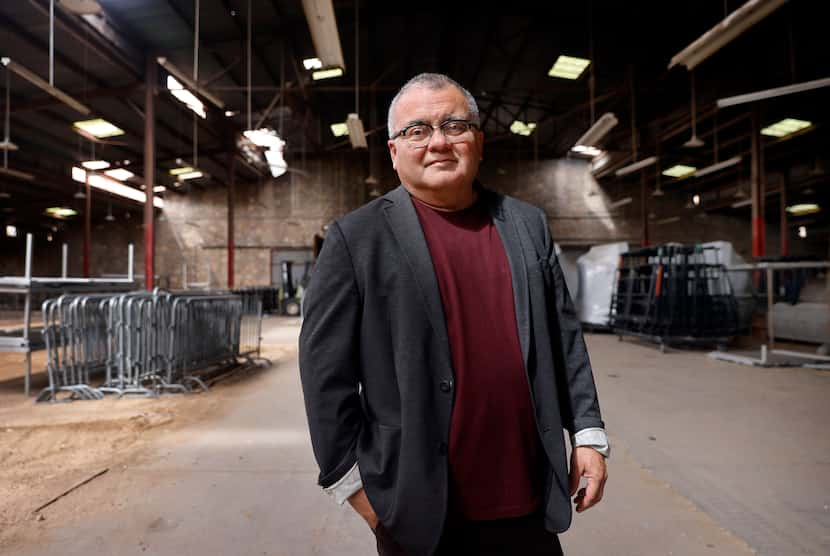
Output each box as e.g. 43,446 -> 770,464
144,57 -> 156,290
780,178 -> 789,256
750,107 -> 765,258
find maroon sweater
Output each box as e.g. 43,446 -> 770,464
411,193 -> 542,521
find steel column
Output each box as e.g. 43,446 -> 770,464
83,175 -> 91,277
227,152 -> 236,289
144,57 -> 156,290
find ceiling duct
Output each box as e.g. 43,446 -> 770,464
302,0 -> 345,74
0,58 -> 90,115
716,76 -> 830,108
573,112 -> 618,150
669,0 -> 787,70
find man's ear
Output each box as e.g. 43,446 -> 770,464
388,140 -> 398,170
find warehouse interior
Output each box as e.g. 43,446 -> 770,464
0,0 -> 828,555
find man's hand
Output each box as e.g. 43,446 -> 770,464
569,446 -> 607,513
347,488 -> 379,530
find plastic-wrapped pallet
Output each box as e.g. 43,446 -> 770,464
701,241 -> 753,332
576,242 -> 629,326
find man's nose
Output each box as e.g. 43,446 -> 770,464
426,128 -> 451,150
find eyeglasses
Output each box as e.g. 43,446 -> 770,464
391,119 -> 478,148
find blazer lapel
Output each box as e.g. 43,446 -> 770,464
382,185 -> 453,365
483,189 -> 532,373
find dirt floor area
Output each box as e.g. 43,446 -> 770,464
0,338 -> 297,552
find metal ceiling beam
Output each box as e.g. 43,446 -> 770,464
1,83 -> 141,114
28,0 -> 143,78
480,21 -> 533,130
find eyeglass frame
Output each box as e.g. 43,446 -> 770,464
389,118 -> 480,146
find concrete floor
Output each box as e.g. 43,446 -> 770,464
10,319 -> 830,555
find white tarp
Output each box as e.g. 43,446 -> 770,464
576,242 -> 629,326
701,240 -> 750,296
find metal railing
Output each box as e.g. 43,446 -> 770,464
37,288 -> 268,402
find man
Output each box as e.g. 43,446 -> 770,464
299,73 -> 608,556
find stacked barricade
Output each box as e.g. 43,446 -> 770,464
609,243 -> 739,349
37,289 -> 265,402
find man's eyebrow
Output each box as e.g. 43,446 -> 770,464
400,118 -> 428,129
400,114 -> 467,129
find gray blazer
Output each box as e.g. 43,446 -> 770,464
299,183 -> 604,556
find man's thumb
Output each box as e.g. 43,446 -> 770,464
568,463 -> 580,496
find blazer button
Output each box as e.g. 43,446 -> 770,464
439,442 -> 448,455
439,379 -> 453,393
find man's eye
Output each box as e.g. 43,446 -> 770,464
408,126 -> 428,137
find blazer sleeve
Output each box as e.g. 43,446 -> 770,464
538,209 -> 605,435
298,221 -> 364,488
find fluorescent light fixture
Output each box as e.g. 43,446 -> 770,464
694,156 -> 742,178
169,166 -> 195,176
609,197 -> 633,209
510,120 -> 537,136
153,186 -> 166,193
303,57 -> 323,70
662,164 -> 697,178
330,122 -> 348,137
177,170 -> 203,180
786,203 -> 820,216
243,128 -> 283,148
224,110 -> 238,117
798,226 -> 807,238
73,118 -> 124,138
302,0 -> 345,73
104,168 -> 135,181
312,67 -> 344,80
615,156 -> 658,177
157,57 -> 225,109
0,140 -> 18,151
0,57 -> 91,115
731,199 -> 752,208
264,147 -> 287,178
5,224 -> 17,237
571,145 -> 603,157
656,216 -> 681,225
669,0 -> 787,70
548,55 -> 591,80
592,152 -> 611,172
692,194 -> 701,206
717,76 -> 830,108
761,118 -> 812,138
346,113 -> 368,149
58,0 -> 103,15
45,207 -> 78,218
573,113 -> 618,149
81,160 -> 110,170
167,76 -> 206,119
0,166 -> 34,181
72,167 -> 164,208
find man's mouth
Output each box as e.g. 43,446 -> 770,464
426,159 -> 456,166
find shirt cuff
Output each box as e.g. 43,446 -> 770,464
573,427 -> 611,459
323,462 -> 363,505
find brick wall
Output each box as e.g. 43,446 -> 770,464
2,150 -> 824,284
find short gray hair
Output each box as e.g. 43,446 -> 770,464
387,73 -> 480,138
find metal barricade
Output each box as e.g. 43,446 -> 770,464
37,289 -> 264,402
